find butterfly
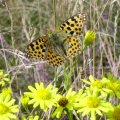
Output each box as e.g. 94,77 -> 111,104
25,13 -> 87,67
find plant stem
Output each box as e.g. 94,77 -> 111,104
67,110 -> 73,120
53,0 -> 57,30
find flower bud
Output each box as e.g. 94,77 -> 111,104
84,31 -> 96,47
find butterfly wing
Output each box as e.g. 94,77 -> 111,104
25,35 -> 48,59
64,37 -> 82,58
25,35 -> 64,67
60,13 -> 86,35
45,48 -> 64,67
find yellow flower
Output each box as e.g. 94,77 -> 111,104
74,89 -> 87,110
84,30 -> 96,47
0,94 -> 19,119
20,116 -> 26,120
29,115 -> 39,120
21,115 -> 39,120
0,69 -> 10,87
21,95 -> 29,107
1,87 -> 12,99
83,75 -> 112,94
104,73 -> 120,98
76,88 -> 112,120
107,81 -> 120,98
52,88 -> 77,118
25,82 -> 58,111
107,105 -> 120,120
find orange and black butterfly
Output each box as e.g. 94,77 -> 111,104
25,13 -> 87,67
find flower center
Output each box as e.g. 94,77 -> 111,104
86,96 -> 100,108
113,107 -> 120,119
37,89 -> 51,100
0,103 -> 9,114
92,80 -> 103,89
58,97 -> 68,107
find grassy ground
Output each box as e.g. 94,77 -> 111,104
0,0 -> 120,120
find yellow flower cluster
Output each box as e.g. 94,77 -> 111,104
1,69 -> 120,120
24,75 -> 120,120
